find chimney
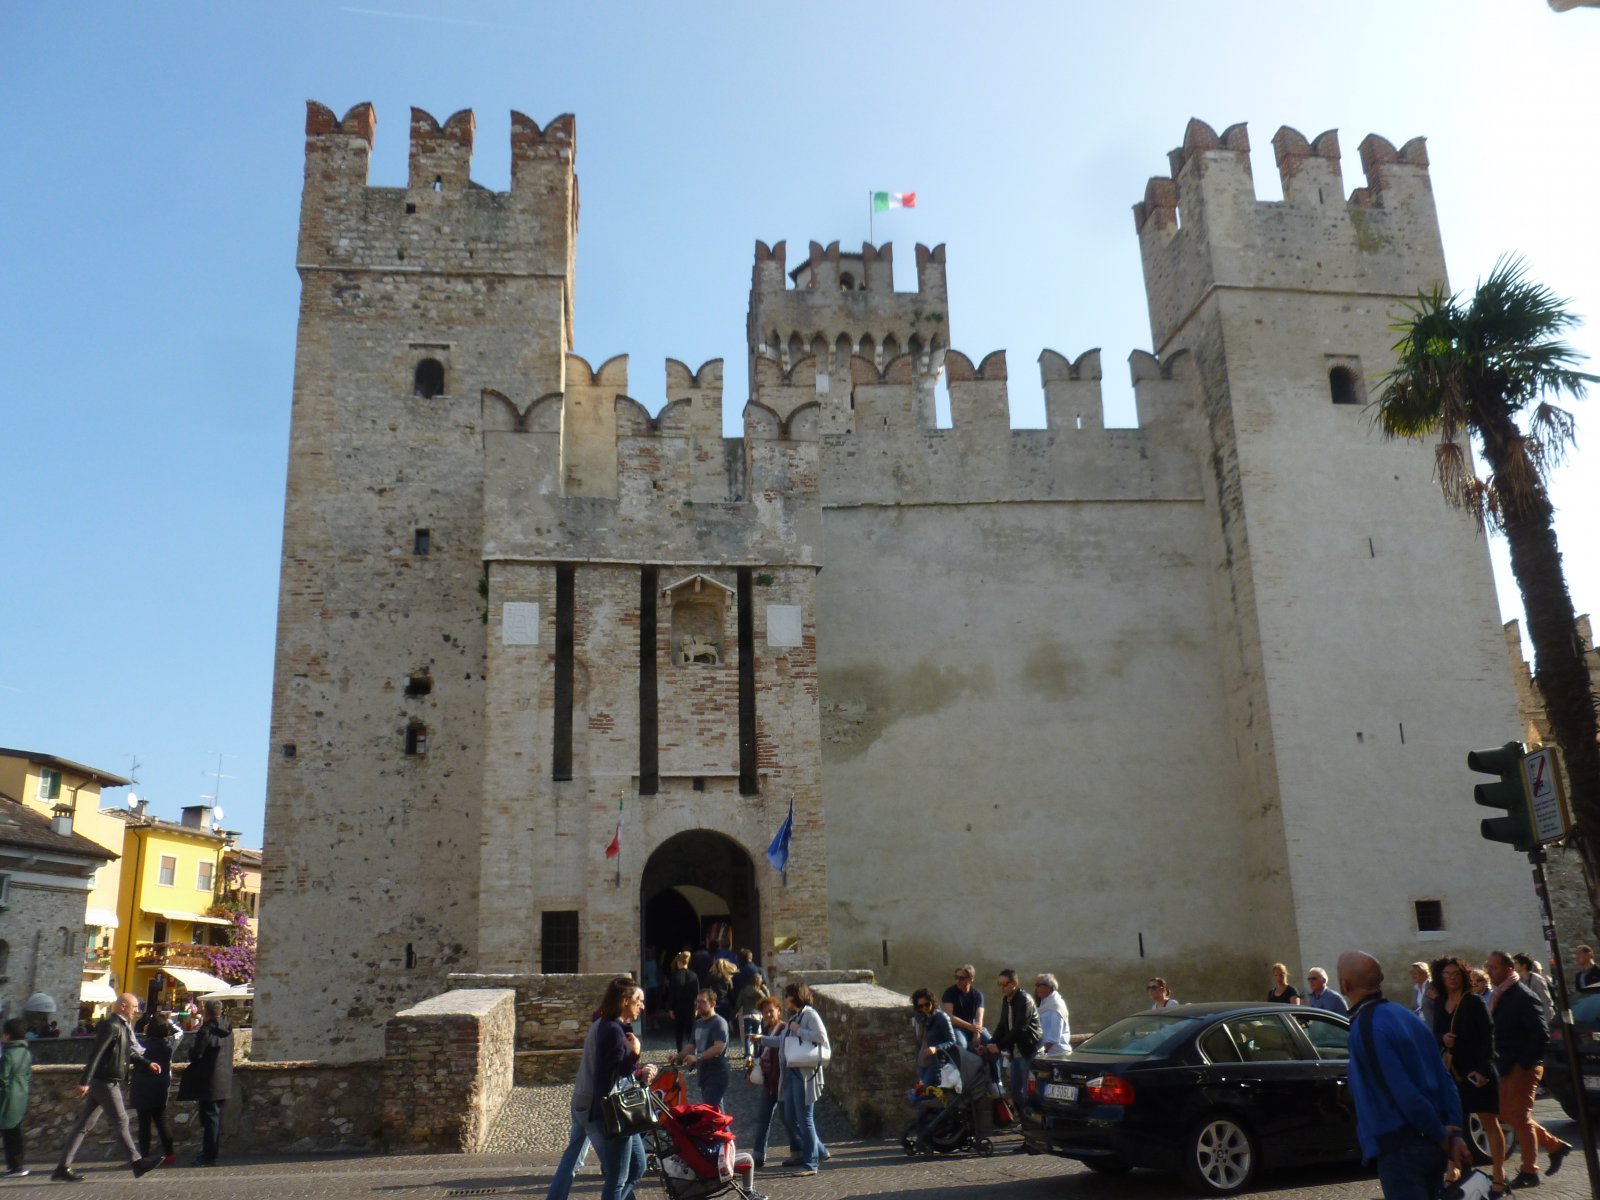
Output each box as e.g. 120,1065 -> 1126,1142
132,797 -> 149,818
51,803 -> 73,837
180,805 -> 212,830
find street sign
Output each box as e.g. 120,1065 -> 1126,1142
1521,745 -> 1572,846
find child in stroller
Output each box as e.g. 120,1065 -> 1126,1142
902,1044 -> 1000,1158
641,1088 -> 766,1200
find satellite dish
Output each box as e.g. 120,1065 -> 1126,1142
126,793 -> 138,808
212,806 -> 224,823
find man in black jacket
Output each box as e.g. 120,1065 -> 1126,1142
52,993 -> 164,1182
176,1000 -> 233,1166
1486,950 -> 1572,1187
983,968 -> 1043,1109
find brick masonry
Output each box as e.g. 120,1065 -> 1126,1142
23,1060 -> 382,1158
808,983 -> 918,1137
380,988 -> 515,1153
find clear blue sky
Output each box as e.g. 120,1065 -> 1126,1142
5,2 -> 1597,850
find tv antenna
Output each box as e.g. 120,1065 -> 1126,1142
200,752 -> 234,819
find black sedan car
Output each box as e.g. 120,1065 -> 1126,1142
1543,986 -> 1600,1122
1022,1003 -> 1358,1194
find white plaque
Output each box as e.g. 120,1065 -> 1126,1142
766,605 -> 803,648
502,602 -> 540,646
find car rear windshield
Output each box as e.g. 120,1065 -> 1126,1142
1078,1013 -> 1199,1057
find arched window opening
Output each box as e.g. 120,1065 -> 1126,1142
413,358 -> 446,399
432,175 -> 442,193
838,272 -> 855,291
881,334 -> 900,363
1329,365 -> 1359,406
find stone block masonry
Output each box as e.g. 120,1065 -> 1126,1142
447,971 -> 620,1050
809,983 -> 919,1136
24,1060 -> 382,1158
381,988 -> 516,1152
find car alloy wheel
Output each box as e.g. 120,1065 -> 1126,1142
1184,1114 -> 1257,1195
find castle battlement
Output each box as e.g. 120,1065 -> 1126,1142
1135,117 -> 1445,349
749,240 -> 949,376
297,102 -> 578,306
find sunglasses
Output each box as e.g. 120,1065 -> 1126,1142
955,974 -> 971,981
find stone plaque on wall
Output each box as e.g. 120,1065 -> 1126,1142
502,602 -> 540,645
766,605 -> 803,647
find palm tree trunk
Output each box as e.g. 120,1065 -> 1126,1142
1483,417 -> 1600,938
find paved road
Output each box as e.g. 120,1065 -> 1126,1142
15,1102 -> 1592,1199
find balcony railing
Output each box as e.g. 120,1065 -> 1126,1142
83,947 -> 113,968
134,942 -> 216,969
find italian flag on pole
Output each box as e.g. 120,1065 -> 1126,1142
872,191 -> 916,211
604,796 -> 623,859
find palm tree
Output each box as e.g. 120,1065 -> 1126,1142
1377,256 -> 1600,928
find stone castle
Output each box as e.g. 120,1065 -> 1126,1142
258,102 -> 1538,1061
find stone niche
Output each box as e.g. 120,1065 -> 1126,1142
663,573 -> 733,667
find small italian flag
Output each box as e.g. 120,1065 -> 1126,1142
604,796 -> 622,859
872,191 -> 916,211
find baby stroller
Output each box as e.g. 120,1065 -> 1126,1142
641,1089 -> 766,1200
901,1045 -> 999,1158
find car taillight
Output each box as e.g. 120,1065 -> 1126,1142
1027,1075 -> 1037,1098
1086,1075 -> 1136,1105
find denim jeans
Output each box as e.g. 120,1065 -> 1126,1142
749,1085 -> 793,1164
782,1068 -> 820,1170
1006,1052 -> 1032,1109
195,1100 -> 225,1163
544,1108 -> 592,1200
581,1117 -> 645,1200
1375,1136 -> 1447,1200
698,1060 -> 730,1111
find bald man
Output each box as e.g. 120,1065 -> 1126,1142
52,993 -> 163,1182
1339,951 -> 1470,1199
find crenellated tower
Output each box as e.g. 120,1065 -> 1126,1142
1135,118 -> 1527,977
259,102 -> 578,1062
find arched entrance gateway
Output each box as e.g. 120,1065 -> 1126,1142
640,831 -> 760,976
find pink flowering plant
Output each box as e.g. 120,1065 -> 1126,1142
199,860 -> 256,984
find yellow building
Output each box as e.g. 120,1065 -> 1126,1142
109,802 -> 235,1005
0,748 -> 131,1002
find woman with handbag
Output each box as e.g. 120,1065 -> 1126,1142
571,977 -> 658,1200
745,997 -> 791,1168
912,988 -> 957,1086
1436,957 -> 1506,1196
769,981 -> 830,1177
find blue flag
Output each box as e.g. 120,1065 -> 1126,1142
766,799 -> 794,873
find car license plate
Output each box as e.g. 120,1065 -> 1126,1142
1583,1073 -> 1600,1089
1045,1082 -> 1079,1102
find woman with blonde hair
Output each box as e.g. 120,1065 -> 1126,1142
1266,962 -> 1301,1005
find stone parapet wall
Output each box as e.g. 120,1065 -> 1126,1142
381,989 -> 515,1153
24,1060 -> 381,1158
447,972 -> 622,1050
516,1048 -> 584,1086
809,982 -> 917,1136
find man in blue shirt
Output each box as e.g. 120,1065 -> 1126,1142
1304,967 -> 1349,1015
1339,951 -> 1470,1200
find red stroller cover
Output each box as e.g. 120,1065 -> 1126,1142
663,1102 -> 735,1177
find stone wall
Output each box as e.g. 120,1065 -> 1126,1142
0,877 -> 93,1022
381,988 -> 515,1153
447,971 -> 619,1051
517,1048 -> 584,1086
24,1060 -> 381,1157
809,982 -> 918,1137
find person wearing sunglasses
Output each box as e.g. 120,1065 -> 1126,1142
941,966 -> 985,1051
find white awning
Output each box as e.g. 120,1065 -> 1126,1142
201,984 -> 253,1001
159,967 -> 229,995
144,908 -> 231,927
81,973 -> 117,1004
85,907 -> 120,929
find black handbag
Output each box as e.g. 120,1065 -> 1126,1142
601,1079 -> 657,1137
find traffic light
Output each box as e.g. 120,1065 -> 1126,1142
1468,741 -> 1534,851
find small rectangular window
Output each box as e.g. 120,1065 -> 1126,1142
197,861 -> 214,892
1414,899 -> 1445,932
405,722 -> 428,756
282,743 -> 297,758
541,910 -> 580,973
414,528 -> 431,556
405,674 -> 432,697
38,767 -> 62,801
158,855 -> 177,887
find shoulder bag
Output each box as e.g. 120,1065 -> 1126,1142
601,1077 -> 657,1137
783,1014 -> 832,1070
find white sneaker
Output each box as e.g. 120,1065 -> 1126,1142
1,1169 -> 30,1178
